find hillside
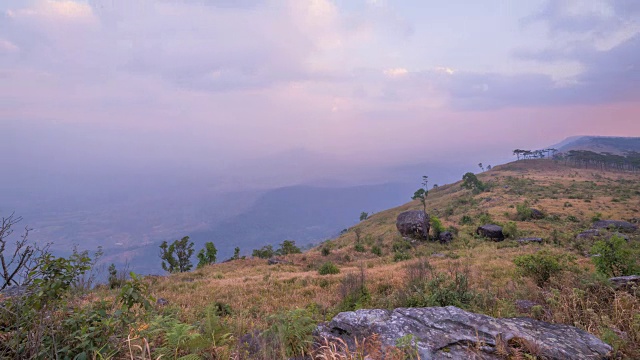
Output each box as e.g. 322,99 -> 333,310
2,159 -> 639,358
557,136 -> 640,155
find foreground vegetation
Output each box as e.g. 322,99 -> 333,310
1,159 -> 640,359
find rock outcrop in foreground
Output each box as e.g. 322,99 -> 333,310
316,306 -> 611,359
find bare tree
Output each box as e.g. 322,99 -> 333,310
0,213 -> 49,290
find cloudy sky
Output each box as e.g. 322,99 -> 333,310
1,0 -> 639,183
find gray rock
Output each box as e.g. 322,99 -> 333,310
267,257 -> 292,265
576,229 -> 601,240
438,231 -> 453,244
316,306 -> 612,359
530,208 -> 545,219
476,224 -> 504,241
514,299 -> 540,313
592,220 -> 637,232
156,298 -> 169,306
609,275 -> 640,290
396,210 -> 430,240
517,237 -> 543,244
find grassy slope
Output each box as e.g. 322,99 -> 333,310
117,159 -> 640,357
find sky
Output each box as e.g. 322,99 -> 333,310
1,0 -> 639,187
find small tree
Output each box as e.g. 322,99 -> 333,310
232,247 -> 240,260
461,172 -> 485,194
197,241 -> 218,268
159,236 -> 194,273
253,245 -> 275,259
277,240 -> 301,255
359,212 -> 369,221
412,176 -> 429,213
0,212 -> 49,290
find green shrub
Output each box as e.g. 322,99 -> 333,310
318,262 -> 340,275
371,245 -> 382,257
514,251 -> 566,287
477,212 -> 493,225
502,221 -> 519,239
338,269 -> 370,312
459,215 -> 473,225
321,247 -> 331,256
392,239 -> 412,253
393,252 -> 412,262
430,215 -> 445,239
461,172 -> 486,194
264,308 -> 316,358
354,243 -> 365,252
253,245 -> 275,259
402,259 -> 474,308
567,215 -> 579,222
515,202 -> 533,221
107,263 -> 125,289
591,235 -> 638,277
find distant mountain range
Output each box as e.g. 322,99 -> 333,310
555,136 -> 640,155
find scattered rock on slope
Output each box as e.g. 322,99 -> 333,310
609,275 -> 640,290
476,224 -> 504,241
316,306 -> 612,359
530,208 -> 545,219
438,231 -> 453,244
396,210 -> 430,240
592,220 -> 637,232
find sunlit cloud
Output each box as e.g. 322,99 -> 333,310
383,67 -> 408,78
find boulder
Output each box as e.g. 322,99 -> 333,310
609,275 -> 640,290
517,237 -> 543,244
438,231 -> 453,244
156,298 -> 169,306
576,229 -> 601,240
592,220 -> 637,232
316,306 -> 612,359
267,257 -> 292,265
476,224 -> 504,241
530,208 -> 545,219
515,299 -> 540,314
396,210 -> 430,240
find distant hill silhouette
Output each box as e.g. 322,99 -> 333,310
556,136 -> 640,155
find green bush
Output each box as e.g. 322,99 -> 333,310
253,245 -> 275,259
338,270 -> 370,312
402,259 -> 474,308
502,221 -> 519,239
430,215 -> 445,239
318,262 -> 340,275
371,245 -> 382,257
591,235 -> 638,277
514,251 -> 566,287
392,239 -> 412,253
393,252 -> 412,262
459,215 -> 473,225
515,202 -> 533,221
477,212 -> 493,225
354,243 -> 366,252
264,308 -> 316,358
461,172 -> 487,194
321,247 -> 331,256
